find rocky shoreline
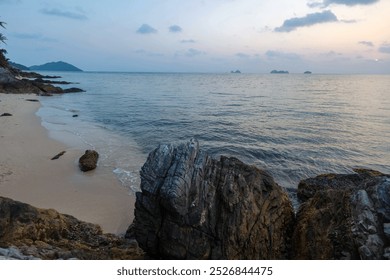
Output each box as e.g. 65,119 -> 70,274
1,139 -> 389,260
0,62 -> 83,95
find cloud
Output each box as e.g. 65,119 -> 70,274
0,0 -> 21,4
340,19 -> 357,23
185,48 -> 205,57
321,50 -> 343,57
169,25 -> 182,33
235,53 -> 251,59
11,32 -> 57,42
307,1 -> 324,8
379,43 -> 390,54
175,48 -> 206,58
136,24 -> 157,34
180,39 -> 196,43
134,49 -> 164,57
358,41 -> 374,47
308,0 -> 379,8
275,10 -> 338,32
259,26 -> 273,33
41,8 -> 88,20
12,33 -> 41,40
265,50 -> 301,60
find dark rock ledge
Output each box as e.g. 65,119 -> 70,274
0,65 -> 84,95
1,139 -> 389,259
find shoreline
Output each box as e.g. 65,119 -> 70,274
0,93 -> 135,235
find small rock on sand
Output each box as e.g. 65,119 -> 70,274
78,150 -> 99,172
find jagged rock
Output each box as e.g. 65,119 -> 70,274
297,168 -> 385,202
0,247 -> 40,260
0,196 -> 144,260
0,67 -> 17,83
78,150 -> 99,172
1,66 -> 84,94
384,247 -> 390,260
132,139 -> 294,259
293,169 -> 390,259
384,224 -> 390,239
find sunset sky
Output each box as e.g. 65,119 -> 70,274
1,0 -> 389,73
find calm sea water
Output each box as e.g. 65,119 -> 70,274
37,72 -> 390,192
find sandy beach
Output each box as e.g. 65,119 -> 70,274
0,93 -> 135,235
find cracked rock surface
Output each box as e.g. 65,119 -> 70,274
133,139 -> 295,259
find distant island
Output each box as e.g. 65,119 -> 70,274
30,61 -> 83,72
304,71 -> 312,74
230,70 -> 241,73
270,70 -> 289,74
10,61 -> 83,72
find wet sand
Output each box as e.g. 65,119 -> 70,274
0,93 -> 135,234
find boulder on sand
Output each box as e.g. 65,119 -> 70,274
78,150 -> 99,172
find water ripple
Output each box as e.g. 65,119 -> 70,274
39,73 -> 390,189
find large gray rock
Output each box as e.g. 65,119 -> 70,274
133,139 -> 294,259
0,67 -> 17,84
293,169 -> 390,259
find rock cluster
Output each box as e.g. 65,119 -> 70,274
294,169 -> 390,259
0,196 -> 144,260
133,139 -> 390,260
0,66 -> 83,94
133,139 -> 295,259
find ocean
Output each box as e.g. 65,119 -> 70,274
36,72 -> 390,193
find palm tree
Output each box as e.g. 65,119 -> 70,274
0,20 -> 6,44
0,19 -> 8,68
0,34 -> 6,44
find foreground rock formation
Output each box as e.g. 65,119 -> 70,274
1,139 -> 389,259
132,139 -> 390,260
133,139 -> 295,259
293,169 -> 390,259
0,196 -> 143,259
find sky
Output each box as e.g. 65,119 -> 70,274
1,0 -> 389,73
